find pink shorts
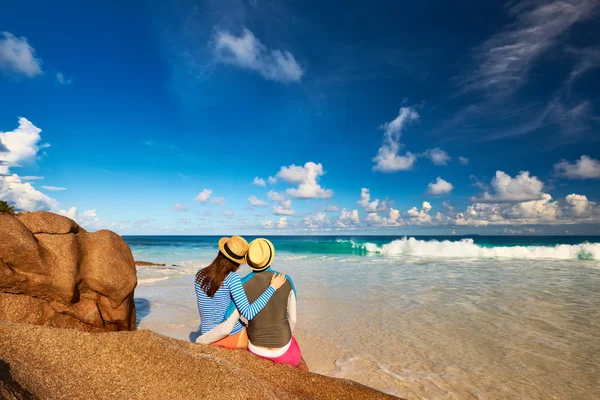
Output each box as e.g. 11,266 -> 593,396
249,336 -> 302,367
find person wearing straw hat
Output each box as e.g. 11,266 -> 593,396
194,235 -> 287,350
197,238 -> 307,370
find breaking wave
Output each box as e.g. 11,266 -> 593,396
363,238 -> 599,260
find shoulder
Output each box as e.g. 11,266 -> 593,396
224,272 -> 240,285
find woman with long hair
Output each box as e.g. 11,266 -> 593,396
194,235 -> 286,349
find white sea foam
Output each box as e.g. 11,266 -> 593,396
138,276 -> 170,284
364,238 -> 600,260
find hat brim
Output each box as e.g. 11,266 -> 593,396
218,237 -> 247,264
246,239 -> 275,271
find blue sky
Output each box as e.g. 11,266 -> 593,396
1,0 -> 599,235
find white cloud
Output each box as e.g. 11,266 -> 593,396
0,32 -> 43,77
0,174 -> 58,211
173,203 -> 189,212
463,0 -> 599,96
273,199 -> 295,215
0,118 -> 57,212
388,208 -> 401,224
336,208 -> 360,227
267,190 -> 284,201
304,212 -> 330,228
277,217 -> 288,229
458,156 -> 469,165
565,193 -> 592,216
261,219 -> 273,229
41,186 -> 66,191
195,189 -> 213,203
0,117 -> 43,174
211,197 -> 226,205
554,155 -> 600,179
213,29 -> 303,83
276,162 -> 333,199
248,195 -> 268,207
19,176 -> 44,181
474,171 -> 544,203
427,177 -> 454,195
56,72 -> 72,85
59,207 -> 103,229
372,106 -> 419,172
222,210 -> 234,217
407,202 -> 432,223
268,176 -> 277,185
252,176 -> 266,186
423,148 -> 450,166
357,188 -> 389,212
324,205 -> 340,212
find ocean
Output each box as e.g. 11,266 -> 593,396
126,235 -> 600,399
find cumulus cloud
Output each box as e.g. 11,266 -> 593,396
252,176 -> 266,186
0,32 -> 43,77
59,207 -> 103,229
336,208 -> 360,227
195,189 -> 213,203
0,117 -> 43,174
267,190 -> 284,201
324,205 -> 340,212
0,174 -> 58,211
458,156 -> 469,165
248,195 -> 268,207
474,171 -> 544,203
261,216 -> 288,229
213,29 -> 303,83
41,186 -> 66,191
273,199 -> 295,215
276,162 -> 333,199
565,193 -> 592,216
173,203 -> 189,212
427,177 -> 454,195
277,217 -> 288,229
0,118 -> 57,211
357,188 -> 389,212
554,155 -> 600,179
407,202 -> 432,223
372,106 -> 419,172
462,0 -> 599,96
304,212 -> 330,228
423,148 -> 450,166
268,176 -> 277,185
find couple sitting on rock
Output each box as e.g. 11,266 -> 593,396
194,236 -> 308,371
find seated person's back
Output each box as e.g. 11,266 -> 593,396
244,270 -> 294,348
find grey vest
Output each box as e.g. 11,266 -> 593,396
243,271 -> 293,348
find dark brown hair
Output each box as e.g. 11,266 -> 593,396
196,252 -> 240,298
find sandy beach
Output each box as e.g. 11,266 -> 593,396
131,235 -> 600,400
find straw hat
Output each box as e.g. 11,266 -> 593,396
246,238 -> 275,271
218,236 -> 249,264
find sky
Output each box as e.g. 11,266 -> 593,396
1,0 -> 599,235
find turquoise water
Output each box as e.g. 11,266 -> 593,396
127,235 -> 600,399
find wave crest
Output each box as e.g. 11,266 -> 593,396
364,238 -> 599,260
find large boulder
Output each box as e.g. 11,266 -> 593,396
0,212 -> 136,332
0,321 -> 399,400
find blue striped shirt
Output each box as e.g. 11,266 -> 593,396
195,271 -> 275,336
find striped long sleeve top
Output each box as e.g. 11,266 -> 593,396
195,271 -> 275,336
